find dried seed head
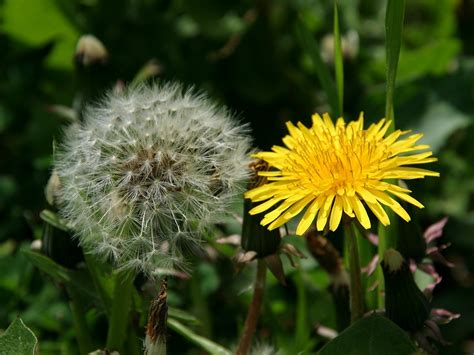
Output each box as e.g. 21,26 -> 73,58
55,82 -> 252,274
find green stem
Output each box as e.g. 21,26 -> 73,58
235,259 -> 267,355
126,329 -> 143,355
345,222 -> 364,323
190,267 -> 212,337
106,269 -> 134,352
294,267 -> 308,348
83,252 -> 112,315
68,287 -> 94,354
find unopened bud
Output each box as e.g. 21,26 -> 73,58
241,160 -> 281,257
382,249 -> 430,332
75,34 -> 108,67
45,170 -> 61,206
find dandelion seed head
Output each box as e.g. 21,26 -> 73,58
55,82 -> 252,274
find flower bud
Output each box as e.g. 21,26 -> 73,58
382,249 -> 430,332
241,160 -> 281,257
45,170 -> 61,206
75,34 -> 108,67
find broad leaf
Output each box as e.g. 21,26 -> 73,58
318,315 -> 418,355
2,0 -> 79,70
0,318 -> 38,355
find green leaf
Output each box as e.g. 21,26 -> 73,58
168,307 -> 200,325
2,0 -> 79,70
318,315 -> 418,355
397,39 -> 460,83
333,1 -> 344,116
0,318 -> 38,355
411,100 -> 470,152
23,250 -> 98,303
385,0 -> 406,124
378,0 -> 407,309
40,210 -> 69,232
295,20 -> 338,117
167,318 -> 231,355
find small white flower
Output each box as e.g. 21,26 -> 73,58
55,82 -> 252,274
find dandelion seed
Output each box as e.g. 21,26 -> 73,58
245,113 -> 439,235
55,82 -> 252,274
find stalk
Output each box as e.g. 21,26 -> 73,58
345,222 -> 364,323
235,259 -> 267,355
106,269 -> 134,352
68,287 -> 94,354
83,252 -> 112,315
190,268 -> 212,337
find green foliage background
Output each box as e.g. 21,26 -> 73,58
0,0 -> 473,353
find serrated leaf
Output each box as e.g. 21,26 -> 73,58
167,318 -> 231,355
318,315 -> 418,355
0,318 -> 38,355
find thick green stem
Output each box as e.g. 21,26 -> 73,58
235,259 -> 266,355
345,222 -> 364,323
106,269 -> 134,352
68,287 -> 94,354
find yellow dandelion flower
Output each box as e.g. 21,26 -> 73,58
244,113 -> 439,235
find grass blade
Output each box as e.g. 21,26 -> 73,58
378,0 -> 407,309
167,318 -> 232,355
385,0 -> 406,127
333,1 -> 344,116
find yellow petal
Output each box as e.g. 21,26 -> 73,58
249,196 -> 284,215
388,190 -> 424,209
295,196 -> 324,235
267,195 -> 314,230
261,195 -> 303,226
365,200 -> 390,226
317,194 -> 335,231
329,195 -> 343,231
348,196 -> 371,229
368,189 -> 411,222
341,195 -> 355,217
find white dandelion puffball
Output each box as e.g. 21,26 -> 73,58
55,82 -> 252,274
